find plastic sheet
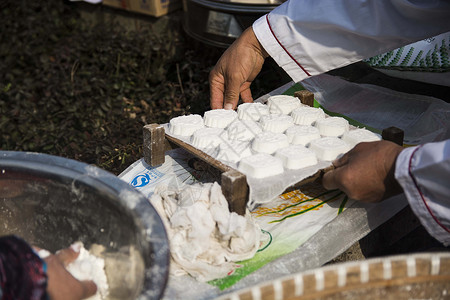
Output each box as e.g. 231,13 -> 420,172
301,74 -> 450,144
119,74 -> 450,299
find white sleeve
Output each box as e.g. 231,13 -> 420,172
253,0 -> 450,82
395,139 -> 450,246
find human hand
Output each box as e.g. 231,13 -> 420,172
44,245 -> 97,300
322,140 -> 404,202
209,27 -> 269,110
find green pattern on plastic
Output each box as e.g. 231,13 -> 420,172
365,34 -> 450,72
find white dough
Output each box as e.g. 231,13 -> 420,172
237,102 -> 270,121
309,137 -> 351,161
37,243 -> 109,300
227,120 -> 262,141
267,95 -> 301,114
275,145 -> 318,169
37,249 -> 51,259
169,114 -> 204,136
238,153 -> 284,178
291,106 -> 325,125
260,114 -> 294,133
315,116 -> 349,137
342,128 -> 381,148
204,109 -> 238,128
285,125 -> 321,146
149,183 -> 261,282
191,127 -> 227,150
66,242 -> 109,300
216,140 -> 253,164
252,131 -> 289,154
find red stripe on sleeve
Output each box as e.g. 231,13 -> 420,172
266,14 -> 311,77
408,146 -> 450,233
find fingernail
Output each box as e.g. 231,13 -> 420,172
70,241 -> 83,253
224,103 -> 233,110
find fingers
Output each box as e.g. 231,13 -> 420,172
240,82 -> 254,104
209,27 -> 266,110
322,150 -> 351,190
332,152 -> 349,168
80,280 -> 98,299
44,243 -> 99,300
55,246 -> 80,267
322,165 -> 345,191
223,76 -> 243,110
209,72 -> 226,109
209,73 -> 252,109
210,76 -> 253,109
322,141 -> 405,202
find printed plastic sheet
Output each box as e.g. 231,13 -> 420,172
119,74 -> 450,299
119,151 -> 407,300
119,149 -> 356,298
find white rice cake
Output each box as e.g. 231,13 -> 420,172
275,145 -> 318,169
169,114 -> 204,136
227,120 -> 262,141
238,153 -> 284,178
204,109 -> 237,128
216,140 -> 253,164
191,127 -> 227,150
237,102 -> 270,121
309,137 -> 351,161
315,116 -> 349,137
267,95 -> 301,114
285,125 -> 321,146
291,106 -> 325,125
342,128 -> 381,148
260,114 -> 294,133
252,131 -> 289,154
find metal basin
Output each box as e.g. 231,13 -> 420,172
0,151 -> 169,300
183,0 -> 282,48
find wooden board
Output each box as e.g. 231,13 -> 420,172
164,134 -> 232,173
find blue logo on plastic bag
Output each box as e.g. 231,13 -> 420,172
130,168 -> 165,188
131,174 -> 151,187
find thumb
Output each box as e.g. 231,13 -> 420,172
55,247 -> 79,267
322,166 -> 346,191
322,168 -> 338,190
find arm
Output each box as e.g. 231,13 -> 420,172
322,139 -> 450,246
0,235 -> 48,300
210,0 -> 450,109
395,139 -> 450,246
0,235 -> 96,300
253,0 -> 450,83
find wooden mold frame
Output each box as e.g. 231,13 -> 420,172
142,90 -> 404,216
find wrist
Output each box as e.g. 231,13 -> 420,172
384,143 -> 404,199
244,27 -> 269,59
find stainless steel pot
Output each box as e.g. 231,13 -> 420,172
183,0 -> 282,47
0,151 -> 169,300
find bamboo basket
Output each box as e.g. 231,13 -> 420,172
217,252 -> 450,300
